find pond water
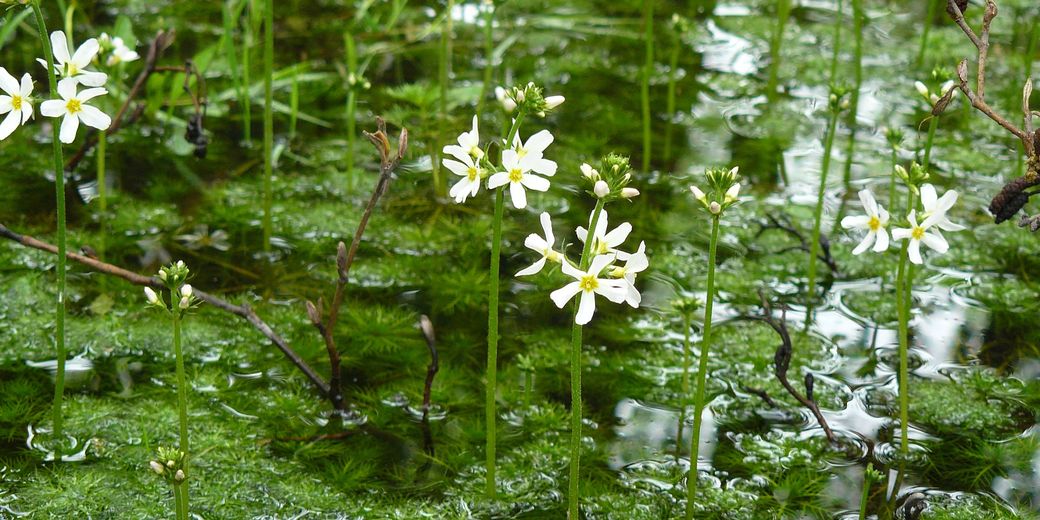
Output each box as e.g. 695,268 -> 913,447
0,0 -> 1039,518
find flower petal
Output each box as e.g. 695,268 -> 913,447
539,212 -> 554,245
907,239 -> 923,265
524,129 -> 554,155
77,105 -> 111,131
487,172 -> 510,189
516,257 -> 546,277
920,184 -> 938,212
71,38 -> 100,68
40,99 -> 65,118
575,290 -> 596,325
509,180 -> 527,208
595,279 -> 628,304
57,77 -> 78,100
74,70 -> 108,88
921,231 -> 949,254
891,228 -> 912,241
443,158 -> 470,177
588,253 -> 616,275
841,215 -> 870,229
0,109 -> 20,140
50,31 -> 71,65
0,68 -> 18,96
852,230 -> 875,255
523,234 -> 548,253
550,282 -> 581,309
520,173 -> 550,192
59,113 -> 79,143
77,87 -> 108,102
873,228 -> 890,252
603,222 -> 632,247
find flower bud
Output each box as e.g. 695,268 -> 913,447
914,81 -> 930,100
149,461 -> 165,475
144,287 -> 160,305
709,201 -> 722,214
158,270 -> 167,281
174,469 -> 186,482
544,95 -> 565,110
594,180 -> 610,198
690,185 -> 706,202
724,183 -> 740,203
621,187 -> 640,199
179,297 -> 190,310
580,163 -> 600,181
180,284 -> 193,299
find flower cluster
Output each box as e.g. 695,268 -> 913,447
99,33 -> 140,66
493,82 -> 564,117
841,182 -> 963,265
518,157 -> 649,325
689,166 -> 742,215
442,90 -> 562,208
1,30 -> 116,143
145,261 -> 199,313
148,446 -> 187,485
581,153 -> 640,201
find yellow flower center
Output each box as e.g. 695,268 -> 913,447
868,216 -> 881,231
11,95 -> 21,111
508,168 -> 523,183
579,274 -> 598,292
516,146 -> 528,159
66,98 -> 82,114
545,249 -> 561,262
911,226 -> 925,240
67,63 -> 79,76
595,239 -> 608,255
467,166 -> 479,181
469,146 -> 484,159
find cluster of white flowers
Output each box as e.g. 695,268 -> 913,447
841,184 -> 963,265
518,209 -> 648,324
914,79 -> 957,109
99,33 -> 140,66
1,31 -> 119,143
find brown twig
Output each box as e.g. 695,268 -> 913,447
307,118 -> 409,412
750,290 -> 836,443
0,223 -> 331,398
756,214 -> 839,275
418,315 -> 439,456
64,30 -> 177,172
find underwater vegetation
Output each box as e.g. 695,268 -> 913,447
0,0 -> 1039,518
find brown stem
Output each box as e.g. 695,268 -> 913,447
419,315 -> 439,456
0,223 -> 331,398
65,30 -> 177,172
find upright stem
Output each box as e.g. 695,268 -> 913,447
828,0 -> 843,81
807,109 -> 840,301
261,0 -> 274,252
685,215 -> 720,520
922,116 -> 938,171
888,145 -> 898,214
664,24 -> 681,163
766,0 -> 792,101
476,3 -> 495,119
223,0 -> 246,144
243,0 -> 254,145
486,115 -> 525,499
895,189 -> 917,461
171,307 -> 190,516
485,188 -> 504,500
676,311 -> 693,458
345,33 -> 357,188
435,0 -> 454,196
568,198 -> 606,520
33,0 -> 68,449
916,0 -> 939,67
289,64 -> 299,140
841,0 -> 863,186
97,131 -> 106,259
858,463 -> 873,520
174,482 -> 188,520
641,0 -> 654,172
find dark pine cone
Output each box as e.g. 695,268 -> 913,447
946,0 -> 969,17
990,176 -> 1040,224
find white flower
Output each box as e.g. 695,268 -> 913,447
40,77 -> 111,143
892,210 -> 949,265
621,187 -> 640,199
487,146 -> 554,209
516,212 -> 561,276
144,287 -> 160,305
180,284 -> 193,298
610,241 -> 648,307
724,183 -> 740,203
444,115 -> 483,161
914,81 -> 930,100
689,185 -> 706,202
443,144 -> 485,204
149,460 -> 165,475
0,68 -> 33,140
549,253 -> 627,325
509,129 -> 558,176
580,163 -> 600,181
840,189 -> 890,254
576,210 -> 632,260
107,37 -> 140,66
919,184 -> 964,231
495,86 -> 517,112
594,180 -> 609,198
544,95 -> 565,110
38,31 -> 108,87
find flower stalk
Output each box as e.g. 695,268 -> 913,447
640,0 -> 654,172
261,0 -> 273,251
807,90 -> 846,300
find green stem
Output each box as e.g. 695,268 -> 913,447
922,116 -> 938,171
858,463 -> 873,520
345,33 -> 357,189
243,0 -> 254,145
895,189 -> 917,461
841,0 -> 863,186
685,215 -> 720,520
174,482 -> 188,520
916,0 -> 939,67
524,371 -> 533,408
889,145 -> 898,215
485,188 -> 504,500
261,0 -> 273,252
33,0 -> 68,450
97,130 -> 106,259
807,109 -> 840,301
663,24 -> 681,163
223,0 -> 245,143
436,0 -> 453,197
641,0 -> 654,172
289,64 -> 299,140
476,2 -> 495,119
767,0 -> 792,101
568,198 -> 606,520
828,0 -> 843,82
172,306 -> 190,516
485,114 -> 526,499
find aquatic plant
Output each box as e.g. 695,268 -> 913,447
806,87 -> 848,301
685,166 -> 741,520
441,82 -> 562,499
149,446 -> 189,520
640,0 -> 654,172
261,0 -> 274,251
144,260 -> 201,519
516,153 -> 645,517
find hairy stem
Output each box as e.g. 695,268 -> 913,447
895,189 -> 918,461
685,215 -> 720,520
676,311 -> 693,458
477,2 -> 495,119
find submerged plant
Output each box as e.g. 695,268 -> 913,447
441,82 -> 563,499
685,166 -> 741,520
516,154 -> 645,517
144,261 -> 201,518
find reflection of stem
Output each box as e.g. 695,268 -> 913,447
568,198 -> 606,520
32,0 -> 67,449
676,311 -> 693,460
664,24 -> 680,163
685,215 -> 719,520
641,0 -> 654,172
807,109 -> 840,301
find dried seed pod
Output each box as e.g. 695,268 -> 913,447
989,176 -> 1039,223
946,0 -> 968,18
